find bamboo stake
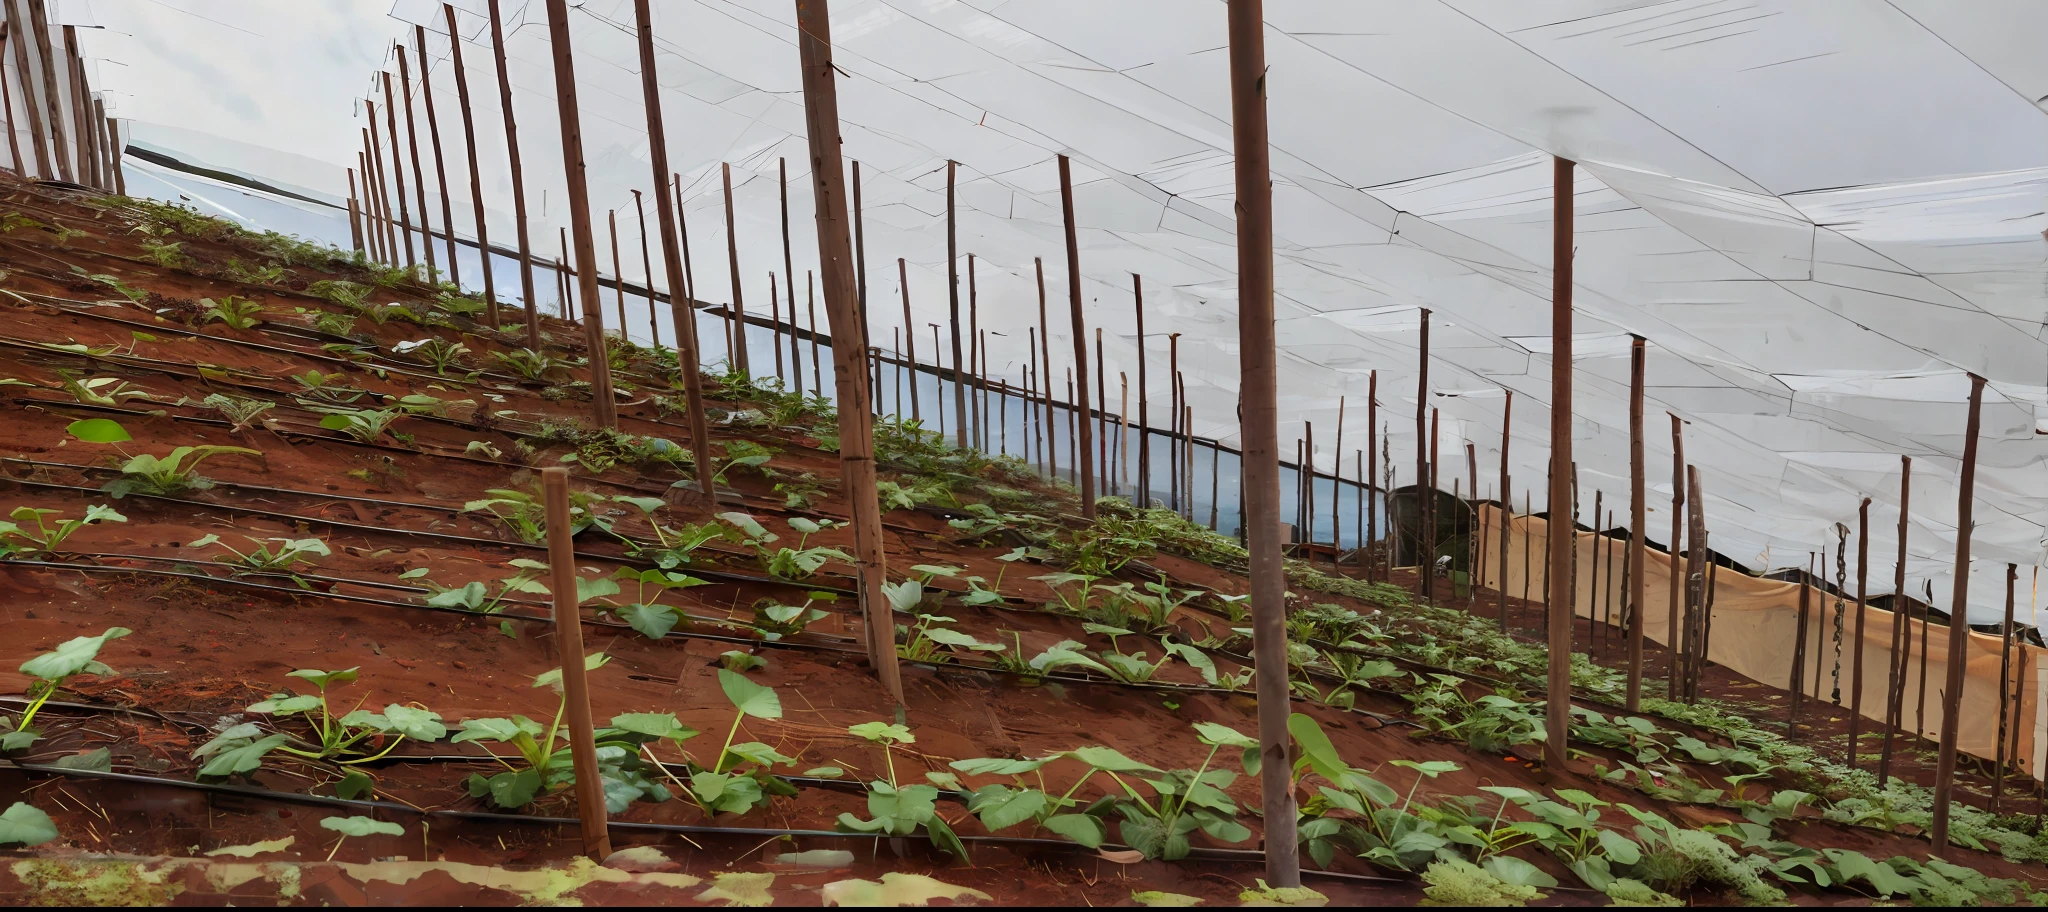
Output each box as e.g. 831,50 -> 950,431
1929,373 -> 1986,857
934,324 -> 946,439
380,71 -> 418,269
631,3 -> 714,504
968,255 -> 981,447
852,161 -> 868,349
414,26 -> 459,281
810,274 -> 823,397
543,0 -> 616,428
359,144 -> 387,264
1097,328 -> 1108,496
1592,490 -> 1604,651
1792,560 -> 1812,733
96,97 -> 118,189
104,110 -> 122,194
0,28 -> 18,177
1226,0 -> 1299,882
1169,335 -> 1183,514
1544,156 -> 1575,767
485,0 -> 540,347
721,163 -> 748,374
897,258 -> 917,420
792,0 -> 902,703
540,467 -> 613,860
6,4 -> 49,179
1467,442 -> 1479,604
365,102 -> 401,266
1119,373 -> 1131,496
1428,407 -> 1440,586
442,4 -> 497,326
1523,490 -> 1533,609
1685,465 -> 1706,702
1058,154 -> 1096,517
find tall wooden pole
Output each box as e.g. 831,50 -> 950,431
1058,154 -> 1097,517
852,161 -> 868,350
60,27 -> 88,187
1367,371 -> 1378,581
1097,328 -> 1109,494
793,0 -> 903,702
1226,0 -> 1298,884
1500,389 -> 1514,629
1929,373 -> 1986,857
1134,274 -> 1149,502
1886,505 -> 1929,786
541,467 -> 613,860
380,71 -> 418,270
632,191 -> 659,347
443,4 -> 498,326
609,210 -> 627,334
365,100 -> 402,266
1416,307 -> 1432,598
779,158 -> 802,389
346,169 -> 366,255
968,255 -> 981,446
102,109 -> 122,195
360,143 -> 388,264
543,0 -> 617,428
485,0 -> 540,347
414,27 -> 459,281
1040,262 -> 1057,478
1792,564 -> 1811,731
945,161 -> 968,447
6,3 -> 49,179
1333,397 -> 1347,560
1544,156 -> 1576,770
1591,490 -> 1604,650
1668,415 -> 1686,692
25,0 -> 64,183
897,258 -> 917,419
1849,497 -> 1871,768
1995,563 -> 2017,814
1626,338 -> 1646,709
1169,334 -> 1183,513
721,163 -> 749,374
632,0 -> 715,503
769,273 -> 785,382
811,275 -> 824,397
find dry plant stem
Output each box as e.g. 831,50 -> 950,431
485,0 -> 540,347
793,0 -> 903,704
1225,0 -> 1298,885
1930,372 -> 1985,857
541,467 -> 612,860
543,0 -> 617,428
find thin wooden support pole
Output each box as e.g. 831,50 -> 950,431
0,27 -> 24,178
945,160 -> 967,448
1058,154 -> 1096,517
1668,414 -> 1686,692
1918,579 -> 1931,743
632,190 -> 658,347
968,255 -> 981,447
1544,156 -> 1576,768
780,157 -> 801,388
1685,466 -> 1706,702
770,273 -> 785,382
1119,373 -> 1132,496
897,258 -> 917,420
1626,338 -> 1645,708
1367,371 -> 1378,580
721,162 -> 748,374
347,169 -> 366,255
541,467 -> 613,860
1591,490 -> 1604,650
1226,0 -> 1299,882
6,2 -> 50,179
810,274 -> 823,397
543,0 -> 617,427
1793,558 -> 1812,732
792,0 -> 902,703
485,0 -> 539,347
933,324 -> 946,438
1134,274 -> 1149,503
1467,442 -> 1479,604
60,27 -> 88,187
25,0 -> 64,182
1170,336 -> 1183,514
852,161 -> 868,349
1850,498 -> 1871,768
359,144 -> 386,264
104,109 -> 123,195
632,1 -> 713,503
443,4 -> 497,326
1097,328 -> 1108,496
1929,373 -> 1986,857
1428,407 -> 1440,582
380,71 -> 418,270
1416,306 -> 1432,599
609,210 -> 627,335
1523,490 -> 1533,609
1995,563 -> 2017,814
365,102 -> 401,265
414,26 -> 459,280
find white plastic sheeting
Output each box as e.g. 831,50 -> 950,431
54,0 -> 2048,625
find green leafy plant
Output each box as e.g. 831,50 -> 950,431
311,311 -> 358,337
602,566 -> 711,639
317,407 -> 404,444
394,337 -> 471,376
0,504 -> 125,558
407,559 -> 551,614
319,816 -> 403,861
292,369 -> 365,404
453,654 -> 682,811
198,295 -> 265,330
464,487 -> 606,544
58,372 -> 153,407
222,668 -> 445,774
223,259 -> 288,286
186,533 -> 330,574
66,419 -> 263,498
0,803 -> 57,847
834,721 -> 967,860
306,279 -> 371,310
2,627 -> 130,751
669,670 -> 797,817
201,393 -> 276,433
138,237 -> 189,268
491,348 -> 569,383
711,440 -> 776,485
751,592 -> 836,641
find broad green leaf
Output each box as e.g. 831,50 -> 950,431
198,734 -> 290,778
0,803 -> 57,846
617,603 -> 681,640
1192,721 -> 1256,749
533,652 -> 610,689
1041,813 -> 1106,847
967,785 -> 1046,832
1131,890 -> 1203,907
66,418 -> 131,443
1482,855 -> 1558,889
882,580 -> 925,613
381,704 -> 447,741
848,721 -> 913,745
1062,745 -> 1158,773
610,712 -> 700,743
788,517 -> 822,534
337,770 -> 374,800
427,583 -> 488,609
1286,713 -> 1346,782
1162,642 -> 1218,684
575,575 -> 621,602
20,627 -> 131,681
1390,759 -> 1461,778
452,717 -> 543,744
719,668 -> 782,720
320,815 -> 404,837
247,694 -> 322,715
951,756 -> 1050,776
286,667 -> 359,690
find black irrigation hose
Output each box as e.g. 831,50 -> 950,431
0,757 -> 1412,884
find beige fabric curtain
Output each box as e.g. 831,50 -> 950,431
1472,505 -> 2040,779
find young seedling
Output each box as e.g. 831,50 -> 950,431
490,348 -> 568,383
611,496 -> 725,570
319,816 -> 403,861
0,504 -> 125,557
455,655 -> 686,811
66,418 -> 262,499
394,337 -> 471,376
407,559 -> 551,614
3,627 -> 130,751
465,487 -> 604,544
292,369 -> 366,404
751,592 -> 836,641
201,393 -> 276,432
604,566 -> 712,639
198,295 -> 264,330
316,407 -> 405,444
835,721 -> 968,859
671,670 -> 797,816
57,373 -> 153,407
710,440 -> 776,486
723,515 -> 850,582
897,613 -> 1004,665
187,533 -> 330,574
240,667 -> 446,767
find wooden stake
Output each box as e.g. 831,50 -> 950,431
484,0 -> 540,347
1225,0 -> 1300,881
1467,442 -> 1479,604
721,162 -> 749,374
1792,558 -> 1811,730
103,110 -> 122,195
60,27 -> 89,186
609,209 -> 626,335
1995,563 -> 2016,814
852,160 -> 868,349
769,273 -> 784,382
380,71 -> 418,269
1544,156 -> 1575,768
1417,307 -> 1432,600
25,0 -> 65,183
1367,371 -> 1378,581
366,100 -> 403,266
1685,465 -> 1707,701
968,255 -> 981,446
1170,337 -> 1184,513
1626,338 -> 1645,709
631,0 -> 714,504
443,4 -> 498,326
1592,489 -> 1604,649
359,144 -> 387,264
1097,328 -> 1108,496
1929,373 -> 1986,857
1134,273 -> 1149,502
1057,154 -> 1097,517
413,26 -> 459,280
1038,260 -> 1057,478
1668,414 -> 1686,693
897,258 -> 917,420
810,274 -> 823,397
347,168 -> 366,254
945,160 -> 967,448
792,0 -> 903,703
542,0 -> 616,427
1850,498 -> 1871,768
1118,373 -> 1131,496
540,467 -> 613,860
632,190 -> 659,347
6,3 -> 50,179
